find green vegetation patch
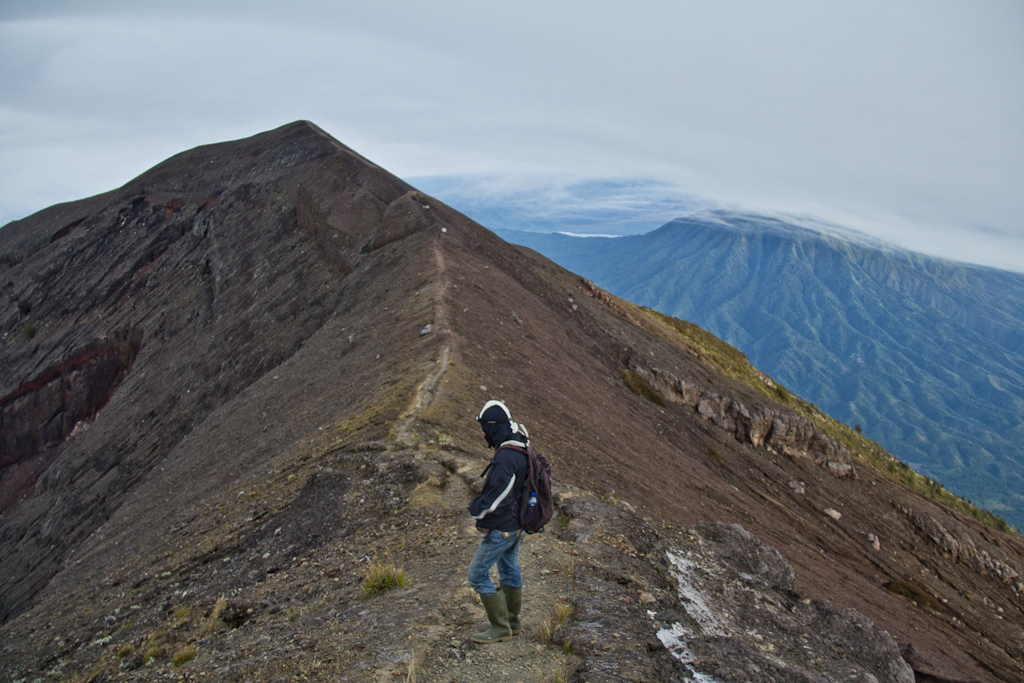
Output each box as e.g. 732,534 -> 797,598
884,580 -> 943,611
360,555 -> 406,598
645,308 -> 793,405
622,370 -> 665,406
811,411 -> 1015,534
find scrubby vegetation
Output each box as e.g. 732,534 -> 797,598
806,406 -> 1015,534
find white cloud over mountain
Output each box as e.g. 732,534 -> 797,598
1,0 -> 1022,270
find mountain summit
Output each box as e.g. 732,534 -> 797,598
1,122 -> 1022,682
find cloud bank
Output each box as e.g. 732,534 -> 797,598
1,1 -> 1022,270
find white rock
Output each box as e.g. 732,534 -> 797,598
824,508 -> 842,521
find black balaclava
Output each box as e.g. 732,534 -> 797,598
477,400 -> 525,449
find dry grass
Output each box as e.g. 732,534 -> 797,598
172,645 -> 197,667
538,602 -> 573,644
558,555 -> 576,588
536,615 -> 557,644
555,603 -> 572,623
551,664 -> 572,683
143,629 -> 168,664
206,597 -> 227,634
404,652 -> 417,683
360,550 -> 407,599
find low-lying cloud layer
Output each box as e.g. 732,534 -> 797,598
1,1 -> 1022,270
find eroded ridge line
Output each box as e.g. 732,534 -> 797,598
394,231 -> 454,447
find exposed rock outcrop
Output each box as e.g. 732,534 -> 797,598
897,504 -> 1023,594
660,521 -> 915,683
629,360 -> 856,478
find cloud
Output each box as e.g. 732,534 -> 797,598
411,175 -> 711,236
1,1 -> 1021,270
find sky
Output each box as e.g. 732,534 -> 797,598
1,1 -> 1022,271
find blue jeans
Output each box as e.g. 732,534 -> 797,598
467,529 -> 523,595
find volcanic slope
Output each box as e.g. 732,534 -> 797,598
0,122 -> 1022,682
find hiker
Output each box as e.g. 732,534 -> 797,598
467,400 -> 530,643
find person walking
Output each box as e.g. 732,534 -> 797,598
467,400 -> 530,643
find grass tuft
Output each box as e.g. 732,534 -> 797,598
555,603 -> 572,624
360,551 -> 406,598
536,615 -> 557,644
172,645 -> 197,667
551,664 -> 572,683
206,597 -> 227,634
404,652 -> 417,683
143,629 -> 168,663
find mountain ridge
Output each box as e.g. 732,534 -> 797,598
1,123 -> 1022,682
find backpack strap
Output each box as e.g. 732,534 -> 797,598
500,444 -> 535,494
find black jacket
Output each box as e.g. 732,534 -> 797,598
469,442 -> 528,532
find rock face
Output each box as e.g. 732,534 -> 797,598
628,360 -> 858,478
1,122 -> 1022,682
662,522 -> 915,683
897,504 -> 1023,593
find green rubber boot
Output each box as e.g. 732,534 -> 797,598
501,586 -> 523,635
471,592 -> 512,643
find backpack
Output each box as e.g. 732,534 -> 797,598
505,444 -> 553,533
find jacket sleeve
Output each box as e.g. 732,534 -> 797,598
468,450 -> 519,521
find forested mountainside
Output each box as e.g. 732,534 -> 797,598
498,215 -> 1024,532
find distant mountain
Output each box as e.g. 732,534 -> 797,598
497,212 -> 1024,530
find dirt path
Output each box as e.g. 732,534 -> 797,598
393,232 -> 454,449
380,231 -> 581,682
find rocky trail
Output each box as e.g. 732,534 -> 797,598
2,433 -> 918,683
